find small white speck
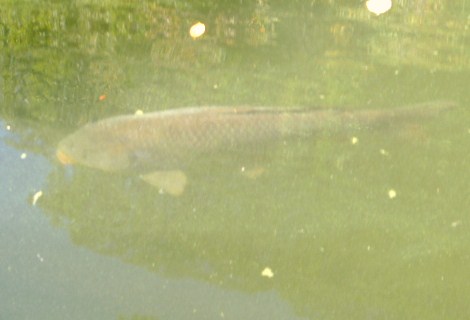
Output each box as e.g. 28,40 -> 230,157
394,69 -> 399,75
351,136 -> 359,145
6,125 -> 11,130
451,220 -> 461,228
36,253 -> 44,262
380,149 -> 389,156
20,153 -> 27,159
32,190 -> 43,206
388,189 -> 397,199
134,109 -> 144,115
261,267 -> 274,278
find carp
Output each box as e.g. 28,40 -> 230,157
57,101 -> 456,195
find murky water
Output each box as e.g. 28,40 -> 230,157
1,1 -> 469,319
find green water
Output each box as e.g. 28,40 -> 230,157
1,1 -> 469,319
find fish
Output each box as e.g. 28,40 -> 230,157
56,101 -> 456,195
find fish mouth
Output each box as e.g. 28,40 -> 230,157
56,150 -> 75,165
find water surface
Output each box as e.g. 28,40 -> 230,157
1,1 -> 469,319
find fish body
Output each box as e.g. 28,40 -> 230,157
56,101 -> 456,194
57,106 -> 334,172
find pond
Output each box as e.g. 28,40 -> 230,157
1,1 -> 469,319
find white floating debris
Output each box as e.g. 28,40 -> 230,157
36,253 -> 44,262
379,148 -> 389,156
32,190 -> 43,206
134,109 -> 144,116
6,124 -> 11,130
20,153 -> 27,159
351,136 -> 359,145
366,0 -> 392,15
189,22 -> 206,39
451,220 -> 462,228
388,189 -> 397,199
261,267 -> 274,278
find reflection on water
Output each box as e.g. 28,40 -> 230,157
0,122 -> 303,320
1,0 -> 469,319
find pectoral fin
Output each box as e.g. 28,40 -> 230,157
140,170 -> 188,196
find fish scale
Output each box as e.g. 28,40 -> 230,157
57,101 -> 456,173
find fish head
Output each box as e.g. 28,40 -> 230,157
56,123 -> 131,172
